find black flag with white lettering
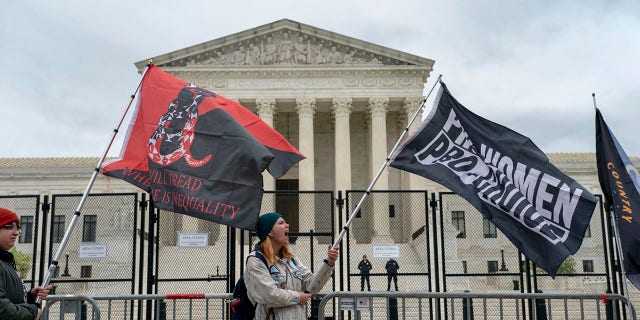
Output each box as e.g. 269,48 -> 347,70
390,82 -> 597,276
596,108 -> 640,290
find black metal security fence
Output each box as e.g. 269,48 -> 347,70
0,193 -> 145,319
438,192 -> 614,290
0,190 -> 635,319
0,190 -> 339,319
345,190 -> 431,294
438,192 -> 628,319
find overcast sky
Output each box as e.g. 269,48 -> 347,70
2,1 -> 639,158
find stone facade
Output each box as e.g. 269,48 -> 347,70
129,19 -> 435,240
1,20 -> 639,303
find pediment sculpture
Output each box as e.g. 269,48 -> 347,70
184,30 -> 395,67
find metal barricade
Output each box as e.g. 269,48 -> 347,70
42,295 -> 101,320
42,293 -> 232,320
40,291 -> 637,319
318,291 -> 637,320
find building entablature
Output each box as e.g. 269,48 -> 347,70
134,19 -> 433,106
136,19 -> 434,70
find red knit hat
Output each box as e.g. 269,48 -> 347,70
0,208 -> 19,227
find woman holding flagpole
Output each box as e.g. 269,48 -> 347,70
244,212 -> 339,320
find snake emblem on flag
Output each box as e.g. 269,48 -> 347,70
148,86 -> 216,168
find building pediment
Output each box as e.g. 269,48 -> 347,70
135,19 -> 434,71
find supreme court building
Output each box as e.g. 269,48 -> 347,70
2,19 -> 638,302
134,19 -> 435,240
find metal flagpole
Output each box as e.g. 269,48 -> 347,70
593,93 -> 632,315
608,207 -> 632,314
330,74 -> 442,250
36,62 -> 153,302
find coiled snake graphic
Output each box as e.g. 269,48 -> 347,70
148,86 -> 215,167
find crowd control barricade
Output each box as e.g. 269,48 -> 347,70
42,293 -> 232,320
317,291 -> 637,320
42,295 -> 101,320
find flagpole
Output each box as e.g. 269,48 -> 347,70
593,92 -> 632,314
36,62 -> 153,302
330,74 -> 443,250
607,207 -> 632,314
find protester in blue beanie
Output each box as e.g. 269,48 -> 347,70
256,212 -> 281,242
244,212 -> 339,320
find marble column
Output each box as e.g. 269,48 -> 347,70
332,98 -> 352,245
368,97 -> 391,240
256,98 -> 277,191
296,98 -> 316,190
402,97 -> 425,188
332,98 -> 352,193
402,96 -> 426,237
403,97 -> 425,133
296,98 -> 316,232
256,98 -> 277,214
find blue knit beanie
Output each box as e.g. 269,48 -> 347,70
257,212 -> 282,241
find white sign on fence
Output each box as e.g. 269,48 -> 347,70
372,245 -> 400,258
78,244 -> 108,259
178,233 -> 209,248
340,300 -> 354,310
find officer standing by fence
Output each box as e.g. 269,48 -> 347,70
385,258 -> 399,291
357,255 -> 372,291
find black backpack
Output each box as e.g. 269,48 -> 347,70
231,252 -> 268,320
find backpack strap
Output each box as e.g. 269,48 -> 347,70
246,251 -> 269,270
246,251 -> 273,318
254,251 -> 269,268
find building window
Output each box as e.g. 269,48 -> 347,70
81,266 -> 92,278
483,217 -> 497,238
462,261 -> 468,274
52,216 -> 65,243
19,216 -> 33,243
451,211 -> 466,238
583,260 -> 594,273
488,261 -> 499,273
82,215 -> 97,242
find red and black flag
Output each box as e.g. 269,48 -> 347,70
596,108 -> 640,290
102,65 -> 304,230
390,82 -> 597,276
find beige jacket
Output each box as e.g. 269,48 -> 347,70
245,251 -> 333,320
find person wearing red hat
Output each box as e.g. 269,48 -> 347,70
0,208 -> 51,319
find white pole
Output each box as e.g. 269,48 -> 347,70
36,62 -> 153,302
